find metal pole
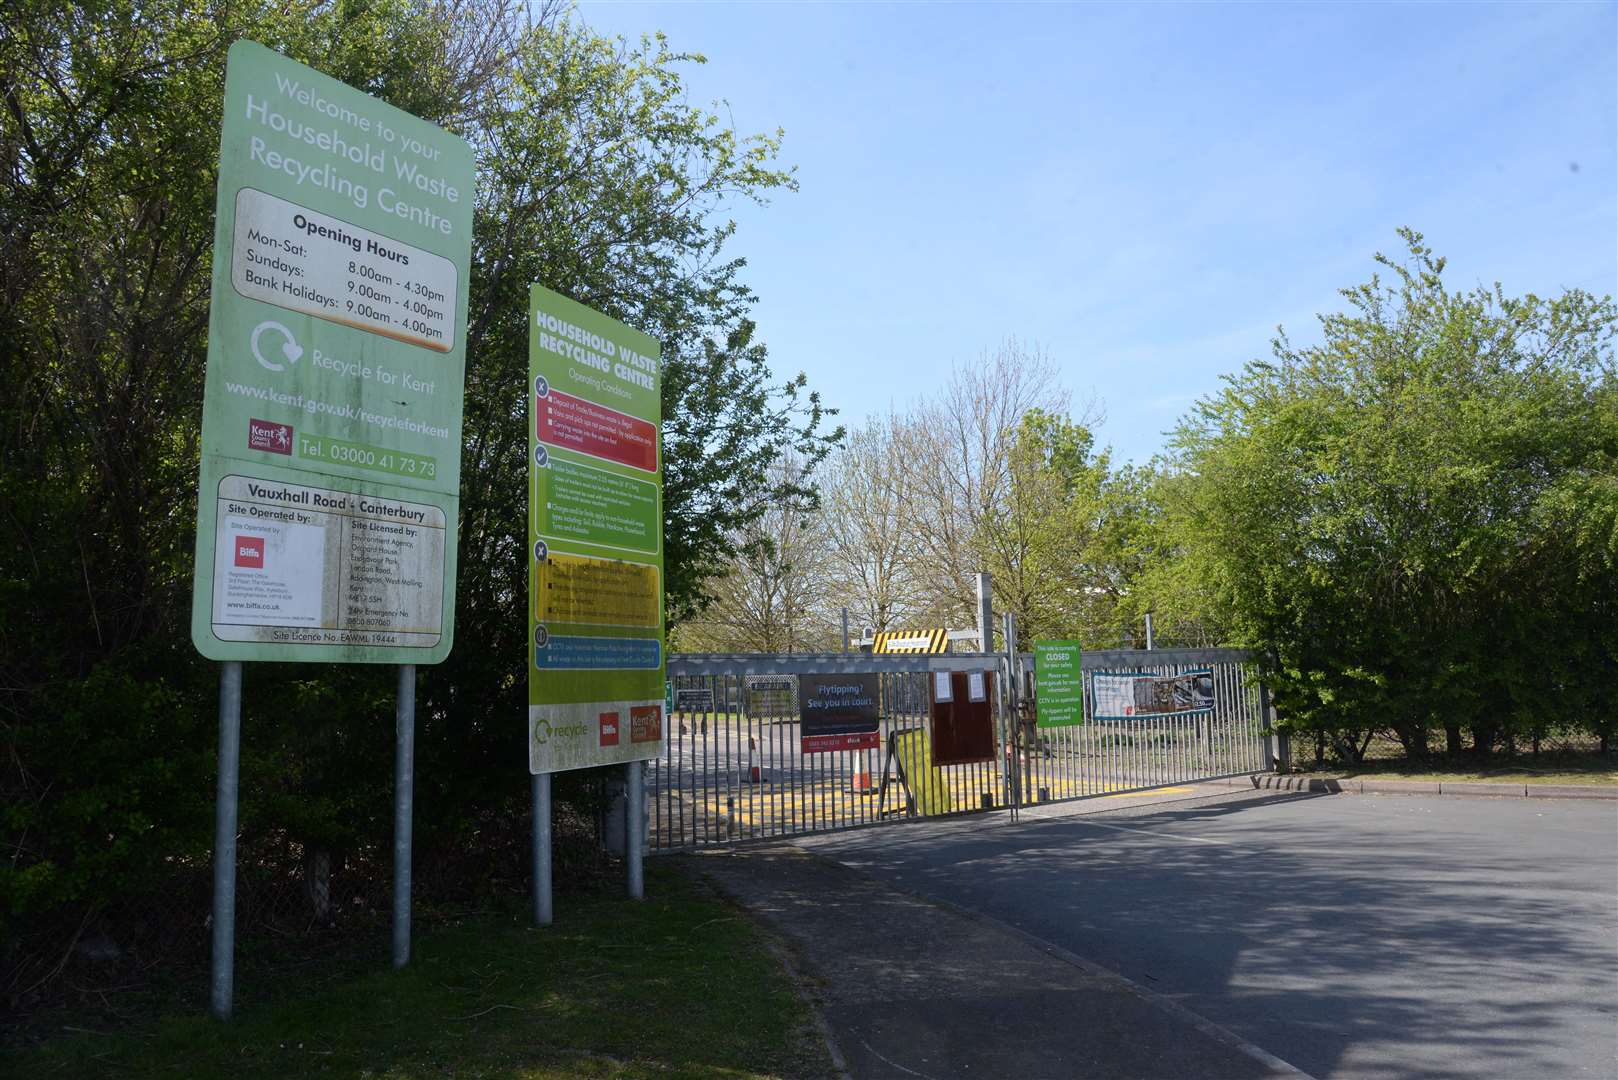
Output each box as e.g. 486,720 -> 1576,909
1259,678 -> 1281,772
841,607 -> 849,654
626,759 -> 644,899
1145,612 -> 1155,650
976,572 -> 993,654
392,664 -> 415,969
1003,612 -> 1020,815
210,661 -> 242,1020
532,771 -> 552,925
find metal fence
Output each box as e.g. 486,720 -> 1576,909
649,648 -> 1271,852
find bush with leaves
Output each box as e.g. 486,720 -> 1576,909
1162,229 -> 1617,761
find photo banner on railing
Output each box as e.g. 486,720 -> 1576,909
1093,669 -> 1215,720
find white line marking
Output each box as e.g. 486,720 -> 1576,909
1075,820 -> 1235,845
858,1039 -> 937,1079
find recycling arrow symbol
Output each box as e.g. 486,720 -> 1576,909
251,320 -> 304,373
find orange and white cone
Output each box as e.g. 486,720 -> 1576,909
745,735 -> 763,784
850,749 -> 874,794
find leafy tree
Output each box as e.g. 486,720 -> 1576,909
891,341 -> 1069,636
986,408 -> 1108,646
0,0 -> 836,987
1163,229 -> 1618,760
669,456 -> 836,652
815,416 -> 926,637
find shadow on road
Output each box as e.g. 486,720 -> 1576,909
802,789 -> 1618,1078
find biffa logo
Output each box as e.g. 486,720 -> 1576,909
234,536 -> 265,569
599,712 -> 620,747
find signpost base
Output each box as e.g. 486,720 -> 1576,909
626,760 -> 644,900
210,661 -> 242,1020
392,664 -> 414,969
532,771 -> 552,925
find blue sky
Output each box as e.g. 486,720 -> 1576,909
576,1 -> 1617,464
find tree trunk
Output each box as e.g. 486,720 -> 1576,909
1444,722 -> 1462,755
305,848 -> 332,925
1395,723 -> 1428,762
1471,723 -> 1493,760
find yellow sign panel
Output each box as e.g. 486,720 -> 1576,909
894,729 -> 953,816
872,628 -> 949,654
535,552 -> 659,628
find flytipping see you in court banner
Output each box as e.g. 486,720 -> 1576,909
528,285 -> 666,773
191,40 -> 473,664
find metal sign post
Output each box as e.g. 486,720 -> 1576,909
392,664 -> 415,968
194,40 -> 473,1015
209,661 -> 243,1020
527,286 -> 666,912
626,760 -> 644,900
532,772 -> 552,925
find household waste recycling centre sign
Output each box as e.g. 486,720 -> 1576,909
191,40 -> 473,664
528,285 -> 665,773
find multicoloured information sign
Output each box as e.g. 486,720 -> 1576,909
1034,640 -> 1086,727
528,286 -> 664,773
191,40 -> 473,663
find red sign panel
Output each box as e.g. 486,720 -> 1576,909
537,390 -> 657,472
801,731 -> 881,754
247,417 -> 294,455
598,711 -> 620,747
629,705 -> 662,743
233,535 -> 265,569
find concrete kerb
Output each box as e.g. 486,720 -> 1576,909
1222,774 -> 1616,800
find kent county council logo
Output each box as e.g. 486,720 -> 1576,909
248,418 -> 294,455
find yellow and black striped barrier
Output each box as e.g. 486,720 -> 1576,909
871,628 -> 950,654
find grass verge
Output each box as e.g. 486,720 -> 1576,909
1293,750 -> 1616,786
5,865 -> 834,1080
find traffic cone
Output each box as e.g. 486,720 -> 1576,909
850,749 -> 874,795
745,735 -> 763,784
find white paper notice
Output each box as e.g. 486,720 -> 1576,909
214,515 -> 326,626
934,670 -> 953,702
210,473 -> 446,648
968,670 -> 987,702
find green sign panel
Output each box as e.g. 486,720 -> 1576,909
190,40 -> 473,664
529,285 -> 664,773
1035,640 -> 1086,727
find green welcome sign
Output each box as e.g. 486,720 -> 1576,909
1035,640 -> 1086,727
191,40 -> 473,664
528,285 -> 665,773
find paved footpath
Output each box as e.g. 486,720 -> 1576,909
686,830 -> 1309,1079
792,786 -> 1618,1079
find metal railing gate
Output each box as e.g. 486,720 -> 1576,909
649,648 -> 1272,853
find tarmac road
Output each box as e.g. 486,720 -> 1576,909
797,788 -> 1618,1079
